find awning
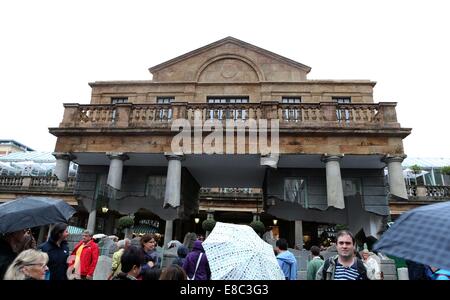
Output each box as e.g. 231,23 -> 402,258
132,224 -> 158,235
67,225 -> 85,234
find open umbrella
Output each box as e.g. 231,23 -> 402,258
0,196 -> 76,234
373,201 -> 450,270
202,222 -> 285,280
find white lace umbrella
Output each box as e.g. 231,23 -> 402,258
202,222 -> 285,280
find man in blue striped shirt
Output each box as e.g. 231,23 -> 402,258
316,230 -> 368,280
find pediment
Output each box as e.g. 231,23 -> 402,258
149,37 -> 311,83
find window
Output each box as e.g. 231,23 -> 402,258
207,96 -> 249,104
333,97 -> 351,104
111,97 -> 128,123
281,97 -> 301,104
284,178 -> 308,207
156,97 -> 174,120
334,97 -> 351,123
156,97 -> 174,104
342,178 -> 364,208
145,176 -> 166,198
207,96 -> 249,120
281,97 -> 301,121
111,97 -> 128,104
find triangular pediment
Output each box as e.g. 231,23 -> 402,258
149,37 -> 311,83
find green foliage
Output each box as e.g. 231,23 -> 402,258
118,216 -> 134,230
249,220 -> 265,235
410,164 -> 422,175
441,166 -> 450,175
202,219 -> 216,232
335,224 -> 349,231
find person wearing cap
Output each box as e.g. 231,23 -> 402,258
361,247 -> 381,280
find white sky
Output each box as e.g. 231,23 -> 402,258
0,0 -> 448,157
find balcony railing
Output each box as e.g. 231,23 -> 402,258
57,102 -> 400,129
406,184 -> 450,200
0,176 -> 75,192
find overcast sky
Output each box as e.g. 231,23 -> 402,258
1,0 -> 448,157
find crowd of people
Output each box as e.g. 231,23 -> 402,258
1,224 -> 448,280
0,225 -> 213,281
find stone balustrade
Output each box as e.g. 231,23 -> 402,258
405,184 -> 450,200
0,176 -> 75,191
58,102 -> 400,129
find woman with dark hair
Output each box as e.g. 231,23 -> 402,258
159,264 -> 187,280
139,234 -> 160,275
38,223 -> 69,280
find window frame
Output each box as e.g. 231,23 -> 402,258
283,177 -> 308,208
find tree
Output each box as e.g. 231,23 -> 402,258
249,220 -> 265,236
202,219 -> 216,236
410,164 -> 422,185
118,215 -> 135,238
440,166 -> 450,176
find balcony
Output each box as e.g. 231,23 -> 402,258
0,176 -> 75,192
51,102 -> 409,137
406,184 -> 450,201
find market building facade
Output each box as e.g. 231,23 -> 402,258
49,37 -> 411,248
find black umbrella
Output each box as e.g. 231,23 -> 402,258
373,201 -> 450,271
0,196 -> 76,234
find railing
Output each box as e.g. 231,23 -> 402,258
0,176 -> 24,188
58,102 -> 400,129
0,176 -> 75,192
406,184 -> 450,199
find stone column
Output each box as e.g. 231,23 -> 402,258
383,155 -> 408,199
205,211 -> 215,237
163,154 -> 183,208
107,153 -> 129,190
87,209 -> 97,234
163,220 -> 174,249
295,221 -> 304,250
53,153 -> 75,182
321,155 -> 345,209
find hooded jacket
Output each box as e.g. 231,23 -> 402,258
182,240 -> 211,280
276,250 -> 298,280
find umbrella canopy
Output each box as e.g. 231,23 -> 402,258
0,196 -> 76,234
373,201 -> 450,270
202,222 -> 285,280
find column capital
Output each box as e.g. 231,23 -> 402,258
164,153 -> 184,161
52,152 -> 76,161
381,154 -> 407,164
321,154 -> 344,163
106,152 -> 129,161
